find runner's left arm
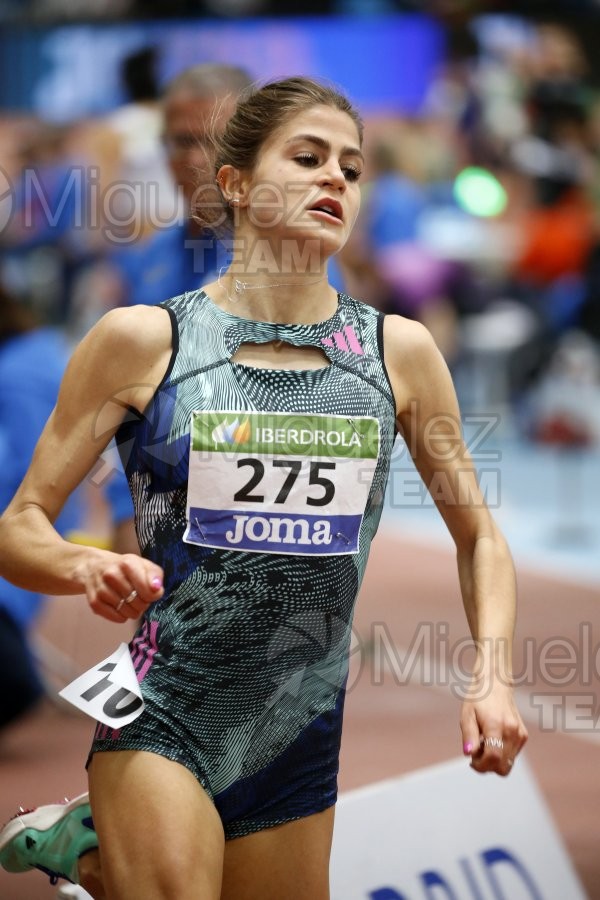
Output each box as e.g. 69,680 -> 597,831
383,314 -> 528,775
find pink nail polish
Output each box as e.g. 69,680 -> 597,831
463,742 -> 473,754
151,577 -> 163,590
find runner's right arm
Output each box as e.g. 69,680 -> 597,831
0,305 -> 172,621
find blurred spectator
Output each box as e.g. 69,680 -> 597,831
105,61 -> 252,309
524,328 -> 600,448
0,118 -> 86,323
406,17 -> 599,412
339,115 -> 474,362
579,243 -> 600,343
93,45 -> 179,245
489,21 -> 599,409
63,44 -> 182,334
61,61 -> 256,343
0,286 -> 82,729
509,23 -> 595,309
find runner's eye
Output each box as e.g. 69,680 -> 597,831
295,152 -> 320,167
343,165 -> 362,182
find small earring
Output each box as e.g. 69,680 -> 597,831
230,197 -> 239,206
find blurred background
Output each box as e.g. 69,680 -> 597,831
0,1 -> 599,898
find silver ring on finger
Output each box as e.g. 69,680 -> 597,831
124,589 -> 138,605
116,597 -> 126,612
483,737 -> 504,750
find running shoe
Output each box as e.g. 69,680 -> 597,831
0,794 -> 97,885
56,884 -> 94,899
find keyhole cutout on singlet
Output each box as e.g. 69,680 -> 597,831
230,341 -> 331,371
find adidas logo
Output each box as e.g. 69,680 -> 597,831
321,325 -> 363,355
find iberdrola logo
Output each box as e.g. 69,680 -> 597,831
211,417 -> 251,445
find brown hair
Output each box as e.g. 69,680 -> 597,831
192,76 -> 363,232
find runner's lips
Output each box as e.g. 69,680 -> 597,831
309,198 -> 343,221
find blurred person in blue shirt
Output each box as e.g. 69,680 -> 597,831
0,286 -> 82,729
108,62 -> 346,307
107,63 -> 252,306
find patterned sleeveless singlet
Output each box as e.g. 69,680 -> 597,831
90,288 -> 397,838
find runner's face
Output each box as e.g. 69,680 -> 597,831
163,92 -> 238,205
241,105 -> 363,258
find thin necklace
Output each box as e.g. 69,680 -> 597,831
218,266 -> 326,304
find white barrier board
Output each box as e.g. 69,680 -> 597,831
331,756 -> 587,900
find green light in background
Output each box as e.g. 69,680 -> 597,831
453,167 -> 507,217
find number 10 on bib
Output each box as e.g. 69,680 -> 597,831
183,411 -> 381,556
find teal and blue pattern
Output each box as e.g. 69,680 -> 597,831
90,289 -> 397,838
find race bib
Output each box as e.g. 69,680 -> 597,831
183,411 -> 380,555
58,643 -> 144,728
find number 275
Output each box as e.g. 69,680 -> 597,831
233,459 -> 336,506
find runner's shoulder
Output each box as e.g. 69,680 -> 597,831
67,305 -> 173,404
94,304 -> 172,356
383,313 -> 443,378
